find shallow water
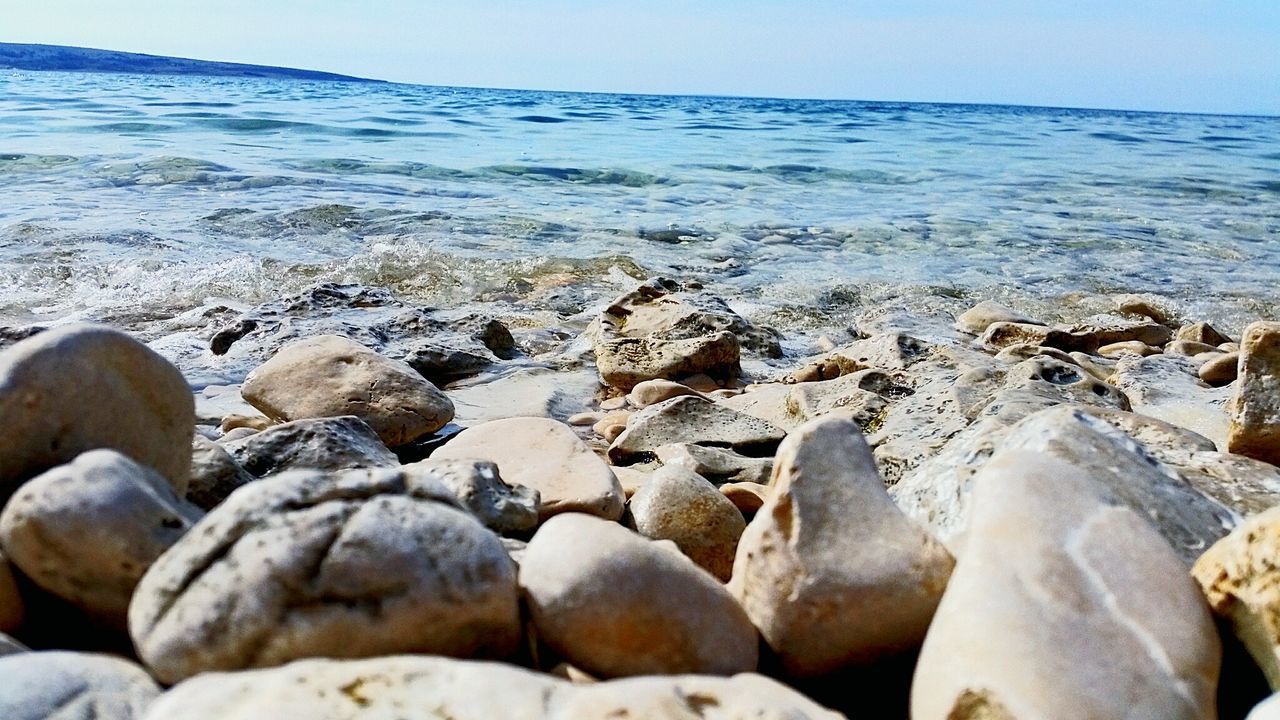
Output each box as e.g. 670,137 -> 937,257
1,70 -> 1278,335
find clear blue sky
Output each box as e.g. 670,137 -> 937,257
4,0 -> 1279,115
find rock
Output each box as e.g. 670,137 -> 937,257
566,411 -> 601,426
993,343 -> 1079,366
1000,356 -> 1130,410
609,396 -> 786,465
591,409 -> 632,438
731,417 -> 954,677
402,458 -> 539,536
911,450 -> 1220,720
785,371 -> 891,430
1112,353 -> 1230,447
1230,323 -> 1280,465
626,379 -> 707,408
241,335 -> 454,447
447,366 -> 600,427
655,443 -> 772,485
717,383 -> 796,428
221,415 -> 398,478
0,323 -> 194,498
219,413 -> 272,433
1168,340 -> 1224,357
0,551 -> 22,633
0,633 -> 25,655
827,332 -> 931,371
187,434 -> 255,510
611,464 -> 656,499
1251,694 -> 1280,720
955,300 -> 1044,335
519,513 -> 758,677
596,277 -> 781,356
1115,294 -> 1174,325
1200,351 -> 1240,386
980,321 -> 1098,353
1097,340 -> 1160,358
128,467 -> 520,684
1069,351 -> 1119,381
140,655 -> 841,720
595,332 -> 741,392
0,450 -> 202,626
1075,315 -> 1174,347
1193,505 -> 1280,689
1179,321 -> 1233,346
627,466 -> 746,581
218,427 -> 258,443
600,396 -> 629,411
433,417 -> 623,521
720,481 -> 769,516
0,652 -> 160,719
681,373 -> 724,393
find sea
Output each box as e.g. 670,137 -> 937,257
1,70 -> 1278,365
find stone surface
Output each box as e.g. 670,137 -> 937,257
979,321 -> 1098,353
730,417 -> 954,677
627,466 -> 746,581
955,300 -> 1044,335
1200,351 -> 1240,386
595,332 -> 741,392
1179,321 -> 1233,347
626,379 -> 707,408
911,450 -> 1221,720
1112,353 -> 1230,447
0,450 -> 202,626
519,513 -> 758,677
1097,340 -> 1160,358
1075,315 -> 1174,347
432,417 -> 623,521
0,651 -> 160,720
402,457 -> 539,535
187,434 -> 255,510
129,467 -> 520,684
720,481 -> 769,516
221,415 -> 399,477
241,334 -> 454,447
654,443 -> 773,485
141,655 -> 842,720
609,396 -> 785,465
0,323 -> 194,498
0,550 -> 22,633
1168,340 -> 1224,357
1230,322 -> 1280,465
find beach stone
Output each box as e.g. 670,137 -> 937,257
221,415 -> 398,478
828,332 -> 931,371
655,442 -> 773,484
0,651 -> 161,720
600,396 -> 629,411
1200,351 -> 1240,386
785,371 -> 892,430
0,450 -> 203,626
1112,353 -> 1230,447
128,467 -> 520,684
1225,342 -> 1243,352
628,466 -> 746,581
911,450 -> 1220,720
993,343 -> 1079,366
1076,314 -> 1174,347
1097,340 -> 1160,358
398,338 -> 501,385
187,434 -> 255,510
626,378 -> 707,408
433,417 -> 623,521
718,383 -> 796,428
218,426 -> 258,443
0,633 -> 25,655
402,458 -> 539,536
566,411 -> 601,426
595,332 -> 741,392
0,323 -> 194,498
140,655 -> 841,720
731,417 -> 954,677
596,277 -> 782,356
612,464 -> 656,499
241,334 -> 454,447
591,409 -> 631,438
609,396 -> 786,465
1168,340 -> 1224,357
1069,350 -> 1119,381
980,321 -> 1098,353
955,300 -> 1044,335
1179,321 -> 1234,346
445,366 -> 599,427
0,551 -> 22,633
219,413 -> 272,433
720,481 -> 769,516
519,513 -> 758,677
681,373 -> 724,393
1115,294 -> 1174,325
1000,355 -> 1130,410
1230,323 -> 1280,465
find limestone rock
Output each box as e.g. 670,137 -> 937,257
628,466 -> 746,581
519,513 -> 758,677
241,335 -> 454,447
609,396 -> 785,465
730,417 -> 954,677
221,415 -> 398,477
1200,351 -> 1240,386
993,343 -> 1079,366
720,481 -> 769,516
1075,315 -> 1174,347
717,383 -> 797,428
626,379 -> 707,408
1114,294 -> 1174,325
187,434 -> 255,510
0,450 -> 202,626
1097,340 -> 1160,358
0,323 -> 194,498
432,417 -> 623,521
0,551 -> 22,633
1168,340 -> 1224,357
655,443 -> 772,485
128,467 -> 520,684
955,300 -> 1044,335
596,277 -> 781,356
827,332 -> 931,371
595,332 -> 741,392
0,651 -> 160,720
402,458 -> 539,535
1179,321 -> 1233,346
1112,353 -> 1230,447
980,321 -> 1097,353
911,451 -> 1220,720
1230,323 -> 1280,465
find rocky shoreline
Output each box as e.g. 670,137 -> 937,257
3,276 -> 1280,718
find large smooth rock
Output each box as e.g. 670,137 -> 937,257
955,300 -> 1044,335
1179,321 -> 1233,347
1229,322 -> 1280,464
0,551 -> 22,633
627,466 -> 746,581
730,417 -> 954,677
0,651 -> 160,720
911,451 -> 1221,719
519,513 -> 758,677
0,323 -> 193,497
187,434 -> 255,509
609,396 -> 785,465
221,415 -> 399,477
141,655 -> 841,720
129,467 -> 520,684
979,321 -> 1098,353
1112,353 -> 1230,448
432,417 -> 622,521
241,335 -> 453,447
402,458 -> 539,535
0,450 -> 202,626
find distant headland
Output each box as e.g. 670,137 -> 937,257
0,43 -> 379,83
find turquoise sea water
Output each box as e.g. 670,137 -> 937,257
1,70 -> 1278,333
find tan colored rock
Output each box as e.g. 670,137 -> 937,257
611,464 -> 656,499
1077,315 -> 1174,347
628,466 -> 746,581
1069,351 -> 1118,382
1097,340 -> 1160,358
980,321 -> 1097,353
827,332 -> 931,371
187,434 -> 254,510
1223,342 -> 1242,353
717,382 -> 796,428
626,379 -> 707,408
0,323 -> 193,497
610,396 -> 785,465
1114,294 -> 1174,325
1179,321 -> 1233,346
0,450 -> 202,626
1168,340 -> 1224,357
241,335 -> 454,447
720,481 -> 769,516
1200,351 -> 1240,386
994,343 -> 1079,366
1113,354 -> 1230,447
911,450 -> 1221,720
0,651 -> 161,720
730,417 -> 954,677
219,413 -> 272,433
566,411 -> 601,426
1230,323 -> 1280,464
129,467 -> 520,684
0,551 -> 22,633
595,333 -> 741,392
955,300 -> 1044,335
433,417 -> 623,521
519,513 -> 758,677
681,373 -> 724,393
218,427 -> 257,443
591,409 -> 631,438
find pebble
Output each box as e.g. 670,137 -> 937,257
1200,351 -> 1240,386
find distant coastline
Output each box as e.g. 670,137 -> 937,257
0,42 -> 379,83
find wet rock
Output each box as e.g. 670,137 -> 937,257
955,300 -> 1044,335
1230,323 -> 1280,465
999,355 -> 1129,411
0,324 -> 45,351
241,335 -> 454,447
0,323 -> 194,498
731,418 -> 953,678
1168,340 -> 1224,357
655,442 -> 773,485
129,467 -> 520,684
0,450 -> 202,626
1179,321 -> 1234,346
1112,353 -> 1230,447
609,396 -> 786,465
827,332 -> 931,371
0,551 -> 22,633
187,434 -> 255,510
218,413 -> 272,433
979,321 -> 1098,353
626,378 -> 707,408
519,513 -> 758,677
628,466 -> 746,581
447,366 -> 599,427
595,332 -> 741,392
1097,340 -> 1161,358
911,451 -> 1220,720
1200,351 -> 1240,386
1114,294 -> 1175,325
1075,314 -> 1174,347
433,417 -> 623,521
0,651 -> 160,720
402,458 -> 539,536
221,415 -> 398,478
717,383 -> 795,428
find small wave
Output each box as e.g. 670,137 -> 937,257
141,101 -> 237,108
1088,131 -> 1147,143
85,122 -> 176,133
513,115 -> 570,123
195,118 -> 320,132
482,164 -> 668,187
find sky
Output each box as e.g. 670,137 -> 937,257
2,0 -> 1278,115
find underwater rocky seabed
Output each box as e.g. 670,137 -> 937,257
6,270 -> 1280,719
